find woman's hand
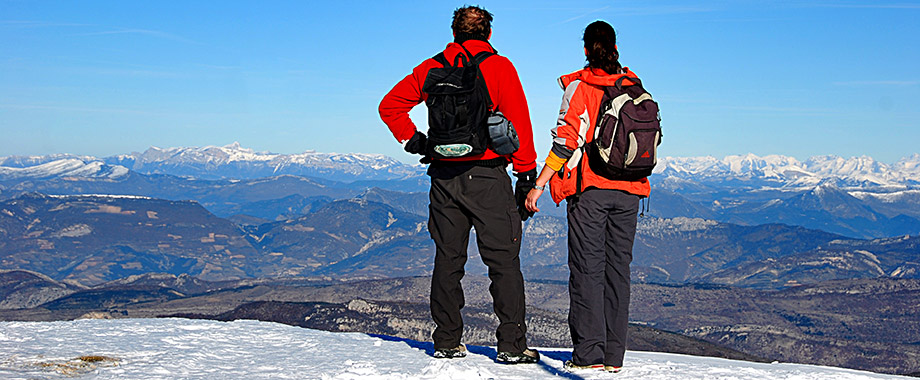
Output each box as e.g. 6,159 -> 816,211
525,188 -> 543,213
524,165 -> 557,214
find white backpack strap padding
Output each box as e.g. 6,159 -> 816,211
632,92 -> 653,105
596,93 -> 633,163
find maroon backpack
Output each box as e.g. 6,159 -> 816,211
584,76 -> 662,181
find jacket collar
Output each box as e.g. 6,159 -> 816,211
444,39 -> 496,64
558,67 -> 638,89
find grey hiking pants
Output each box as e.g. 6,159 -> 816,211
567,188 -> 640,367
427,164 -> 528,353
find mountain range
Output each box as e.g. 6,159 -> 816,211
4,143 -> 920,188
656,153 -> 920,189
0,142 -> 425,183
3,192 -> 918,290
4,144 -> 920,237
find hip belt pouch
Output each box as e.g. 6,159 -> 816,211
487,112 -> 519,155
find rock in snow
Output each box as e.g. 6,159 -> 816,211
0,318 -> 911,379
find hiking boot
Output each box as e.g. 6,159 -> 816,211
604,365 -> 622,373
433,344 -> 466,359
495,348 -> 539,364
563,360 -> 603,371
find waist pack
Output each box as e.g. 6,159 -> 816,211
487,112 -> 519,155
422,45 -> 518,159
585,76 -> 662,180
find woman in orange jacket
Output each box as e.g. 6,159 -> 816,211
525,20 -> 650,373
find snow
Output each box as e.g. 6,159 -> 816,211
127,143 -> 422,180
45,194 -> 153,200
0,318 -> 910,379
655,154 -> 920,188
4,147 -> 918,188
136,143 -> 403,170
849,189 -> 920,203
0,159 -> 129,180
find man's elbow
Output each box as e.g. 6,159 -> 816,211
378,98 -> 390,120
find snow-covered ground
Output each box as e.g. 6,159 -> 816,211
0,318 -> 912,379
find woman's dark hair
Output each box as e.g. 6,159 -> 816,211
452,6 -> 493,42
583,20 -> 621,74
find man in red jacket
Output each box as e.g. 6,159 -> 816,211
378,5 -> 539,364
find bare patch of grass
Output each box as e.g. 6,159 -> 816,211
32,355 -> 120,376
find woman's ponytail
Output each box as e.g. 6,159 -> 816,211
583,21 -> 621,75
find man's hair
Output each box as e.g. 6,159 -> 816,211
452,5 -> 493,42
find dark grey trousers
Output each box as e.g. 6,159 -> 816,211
427,164 -> 528,353
567,188 -> 640,367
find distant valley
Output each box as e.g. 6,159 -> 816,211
3,192 -> 918,290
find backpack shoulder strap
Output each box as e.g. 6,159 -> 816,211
437,43 -> 498,67
472,51 -> 495,65
459,45 -> 497,111
594,86 -> 621,131
615,76 -> 650,98
614,76 -> 640,89
575,152 -> 584,201
432,51 -> 469,67
432,53 -> 450,67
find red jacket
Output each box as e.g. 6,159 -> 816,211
545,67 -> 651,204
378,39 -> 537,173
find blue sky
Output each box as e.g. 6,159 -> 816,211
1,1 -> 918,164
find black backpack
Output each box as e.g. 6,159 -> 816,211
584,76 -> 662,181
421,45 -> 495,159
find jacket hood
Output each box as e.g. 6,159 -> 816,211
558,67 -> 638,89
443,40 -> 496,65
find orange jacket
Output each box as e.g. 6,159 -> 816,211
378,40 -> 537,173
546,68 -> 651,204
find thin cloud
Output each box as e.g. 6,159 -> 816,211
833,80 -> 920,86
2,20 -> 199,45
719,104 -> 841,116
85,67 -> 185,79
76,28 -> 199,45
0,20 -> 91,28
0,103 -> 253,118
559,6 -> 611,24
807,2 -> 920,9
0,103 -> 154,115
726,105 -> 835,112
605,5 -> 719,16
556,5 -> 716,24
196,63 -> 241,71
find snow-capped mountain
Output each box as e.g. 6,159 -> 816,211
3,147 -> 919,239
3,145 -> 917,188
894,153 -> 920,180
0,153 -> 101,168
0,158 -> 129,180
0,318 -> 911,379
0,143 -> 426,184
108,142 -> 425,182
655,154 -> 920,189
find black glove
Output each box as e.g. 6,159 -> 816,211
404,131 -> 427,155
514,169 -> 537,221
